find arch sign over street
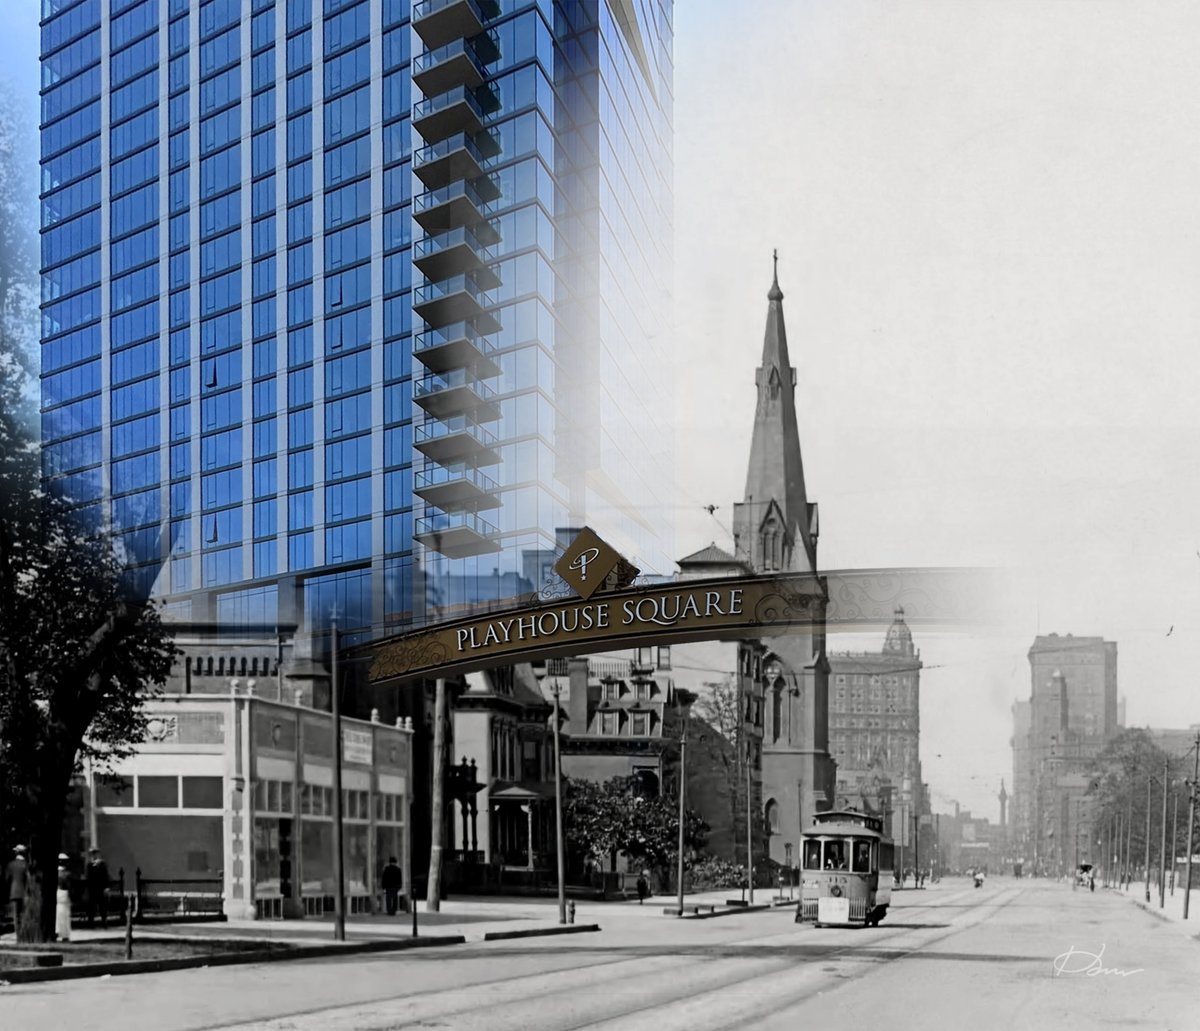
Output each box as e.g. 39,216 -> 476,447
365,527 -> 826,684
362,528 -> 995,685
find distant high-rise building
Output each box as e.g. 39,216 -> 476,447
1011,697 -> 1031,856
1020,634 -> 1117,875
829,607 -> 925,842
38,0 -> 675,642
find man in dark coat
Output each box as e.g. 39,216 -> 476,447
85,848 -> 111,929
4,845 -> 29,937
381,856 -> 403,915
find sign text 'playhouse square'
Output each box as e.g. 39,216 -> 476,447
456,586 -> 747,652
366,573 -> 828,684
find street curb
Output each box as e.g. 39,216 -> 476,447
679,903 -> 773,920
0,934 -> 466,985
481,924 -> 600,941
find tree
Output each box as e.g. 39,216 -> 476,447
562,775 -> 707,886
0,80 -> 178,941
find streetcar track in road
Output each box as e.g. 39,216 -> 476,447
542,887 -> 1024,1031
197,889 -> 1008,1031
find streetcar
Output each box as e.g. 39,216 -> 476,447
795,808 -> 893,927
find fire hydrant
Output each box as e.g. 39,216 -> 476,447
567,900 -> 576,924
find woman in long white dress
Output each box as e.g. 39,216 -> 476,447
55,853 -> 72,942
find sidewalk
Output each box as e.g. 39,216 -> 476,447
59,888 -> 779,947
1107,879 -> 1200,941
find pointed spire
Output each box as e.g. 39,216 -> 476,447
734,256 -> 817,574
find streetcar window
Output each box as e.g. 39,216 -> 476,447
824,841 -> 846,870
803,840 -> 822,870
852,840 -> 871,873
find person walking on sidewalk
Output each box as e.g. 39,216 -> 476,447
381,856 -> 403,915
636,871 -> 650,904
4,845 -> 29,938
85,848 -> 110,929
55,853 -> 73,942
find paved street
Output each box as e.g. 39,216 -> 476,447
5,879 -> 1199,1031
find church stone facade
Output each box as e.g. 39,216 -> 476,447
730,263 -> 836,865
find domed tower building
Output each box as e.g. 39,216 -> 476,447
731,258 -> 836,867
828,607 -> 926,850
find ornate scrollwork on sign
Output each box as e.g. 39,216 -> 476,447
372,632 -> 450,681
753,582 -> 820,629
145,715 -> 178,743
534,571 -> 576,603
826,567 -> 988,630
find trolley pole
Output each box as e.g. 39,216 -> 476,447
1185,732 -> 1199,919
1160,760 -> 1169,908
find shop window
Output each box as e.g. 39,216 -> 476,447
96,776 -> 134,808
182,776 -> 223,808
139,775 -> 179,808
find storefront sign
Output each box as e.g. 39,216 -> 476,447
342,727 -> 373,765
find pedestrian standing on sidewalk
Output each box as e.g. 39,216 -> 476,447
381,856 -> 403,915
85,848 -> 110,928
4,845 -> 29,938
636,871 -> 649,904
55,853 -> 72,942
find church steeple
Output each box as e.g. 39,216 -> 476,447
733,254 -> 817,574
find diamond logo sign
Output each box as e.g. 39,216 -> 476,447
553,527 -> 623,601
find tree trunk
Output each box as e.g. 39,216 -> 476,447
425,678 -> 447,912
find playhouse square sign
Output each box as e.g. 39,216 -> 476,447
367,572 -> 829,683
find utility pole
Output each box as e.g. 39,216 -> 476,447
1124,792 -> 1133,890
676,718 -> 687,917
1186,731 -> 1199,919
1144,774 -> 1152,903
426,677 -> 447,912
1160,759 -> 1169,908
330,620 -> 345,942
552,681 -> 566,925
746,741 -> 754,905
913,810 -> 920,884
1171,785 -> 1180,896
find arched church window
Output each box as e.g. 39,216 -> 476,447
765,798 -> 780,835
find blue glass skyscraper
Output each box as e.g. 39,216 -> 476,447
39,0 -> 673,642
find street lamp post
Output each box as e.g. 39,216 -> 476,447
330,620 -> 346,942
551,679 -> 566,925
1144,774 -> 1152,903
746,741 -> 754,905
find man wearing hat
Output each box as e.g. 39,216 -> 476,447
85,847 -> 110,929
3,845 -> 29,938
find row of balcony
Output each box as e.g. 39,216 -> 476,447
412,0 -> 504,558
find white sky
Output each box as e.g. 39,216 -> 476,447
671,0 -> 1200,819
8,2 -> 1200,821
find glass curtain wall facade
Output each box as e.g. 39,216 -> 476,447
39,0 -> 673,642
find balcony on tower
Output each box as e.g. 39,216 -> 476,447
413,319 -> 501,378
413,180 -> 500,244
412,35 -> 496,97
414,227 -> 500,290
412,83 -> 499,145
414,509 -> 501,558
414,463 -> 501,512
413,271 -> 501,331
414,414 -> 499,465
412,0 -> 499,51
413,367 -> 499,421
413,132 -> 500,191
